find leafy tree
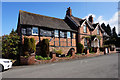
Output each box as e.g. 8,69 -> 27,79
2,29 -> 20,59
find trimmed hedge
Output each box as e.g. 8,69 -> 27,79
77,43 -> 84,53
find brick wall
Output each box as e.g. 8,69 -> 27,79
92,26 -> 103,47
22,35 -> 77,54
78,23 -> 91,47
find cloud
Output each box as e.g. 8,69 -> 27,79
84,12 -> 119,34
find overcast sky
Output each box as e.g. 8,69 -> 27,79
2,2 -> 118,35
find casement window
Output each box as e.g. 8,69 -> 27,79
84,38 -> 87,47
40,29 -> 52,37
32,27 -> 38,35
26,28 -> 32,35
97,28 -> 100,35
54,30 -> 59,37
67,32 -> 71,38
60,31 -> 64,38
98,39 -> 100,47
22,28 -> 26,35
83,24 -> 87,33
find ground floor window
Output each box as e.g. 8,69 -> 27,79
84,38 -> 87,47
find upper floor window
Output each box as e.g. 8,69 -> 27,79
26,28 -> 32,35
40,29 -> 52,37
83,24 -> 87,33
60,31 -> 64,38
97,27 -> 99,35
54,30 -> 59,37
32,27 -> 38,35
22,28 -> 26,35
67,32 -> 71,38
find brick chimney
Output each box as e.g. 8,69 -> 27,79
66,7 -> 72,16
88,15 -> 93,23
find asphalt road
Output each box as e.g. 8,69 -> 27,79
2,53 -> 118,78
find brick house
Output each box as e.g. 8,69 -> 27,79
17,7 -> 108,54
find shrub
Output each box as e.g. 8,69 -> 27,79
41,39 -> 50,57
30,38 -> 36,53
23,37 -> 36,55
47,57 -> 51,60
77,43 -> 84,53
99,47 -> 104,52
55,49 -> 63,55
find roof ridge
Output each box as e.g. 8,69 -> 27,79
19,10 -> 63,21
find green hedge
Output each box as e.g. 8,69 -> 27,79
77,43 -> 84,53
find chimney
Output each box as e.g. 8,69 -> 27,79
66,7 -> 72,16
88,15 -> 93,23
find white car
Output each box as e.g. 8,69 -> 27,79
0,59 -> 12,72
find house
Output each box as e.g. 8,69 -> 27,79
17,7 -> 108,54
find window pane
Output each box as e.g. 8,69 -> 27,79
32,27 -> 38,35
40,29 -> 52,36
60,31 -> 64,38
84,38 -> 87,47
97,28 -> 99,34
84,24 -> 87,33
54,30 -> 59,37
67,32 -> 70,38
27,28 -> 32,35
22,28 -> 26,35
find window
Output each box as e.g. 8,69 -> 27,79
60,31 -> 64,38
83,24 -> 87,33
98,39 -> 100,47
97,28 -> 99,35
84,38 -> 87,47
22,28 -> 26,35
26,28 -> 32,35
67,32 -> 71,38
40,29 -> 52,37
32,27 -> 38,35
54,30 -> 59,37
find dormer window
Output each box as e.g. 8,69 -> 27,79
83,24 -> 87,33
97,27 -> 99,35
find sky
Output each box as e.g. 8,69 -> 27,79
2,2 -> 118,35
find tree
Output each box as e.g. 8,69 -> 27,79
112,27 -> 118,39
101,23 -> 106,31
2,29 -> 20,59
106,24 -> 111,36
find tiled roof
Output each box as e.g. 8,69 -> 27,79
19,10 -> 77,32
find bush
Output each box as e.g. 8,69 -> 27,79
99,47 -> 104,52
77,43 -> 84,53
89,47 -> 95,53
23,37 -> 36,56
35,55 -> 51,60
40,39 -> 50,57
30,38 -> 36,53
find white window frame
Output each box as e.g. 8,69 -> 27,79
54,30 -> 59,37
67,31 -> 71,38
83,24 -> 87,33
32,27 -> 38,35
97,27 -> 100,35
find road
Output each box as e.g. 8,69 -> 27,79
2,53 -> 118,78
